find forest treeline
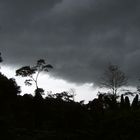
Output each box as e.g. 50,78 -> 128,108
0,53 -> 140,140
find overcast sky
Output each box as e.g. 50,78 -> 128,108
0,0 -> 140,92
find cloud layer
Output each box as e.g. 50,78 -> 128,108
1,0 -> 140,86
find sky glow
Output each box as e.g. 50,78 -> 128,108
1,65 -> 97,102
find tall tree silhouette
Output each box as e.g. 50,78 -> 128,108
120,94 -> 125,109
16,59 -> 53,96
132,94 -> 139,109
124,96 -> 130,109
100,64 -> 127,96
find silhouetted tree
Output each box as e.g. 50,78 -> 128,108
124,96 -> 130,109
120,94 -> 125,109
47,91 -> 75,102
34,88 -> 44,100
100,64 -> 127,96
97,92 -> 118,110
132,94 -> 139,109
16,59 -> 53,96
87,97 -> 103,114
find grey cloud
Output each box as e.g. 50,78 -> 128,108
0,0 -> 140,86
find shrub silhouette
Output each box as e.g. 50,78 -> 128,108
0,72 -> 20,99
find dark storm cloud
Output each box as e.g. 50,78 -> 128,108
0,0 -> 140,86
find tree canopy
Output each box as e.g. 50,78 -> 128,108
16,59 -> 53,89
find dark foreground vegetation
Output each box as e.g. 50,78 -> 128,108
0,53 -> 140,140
